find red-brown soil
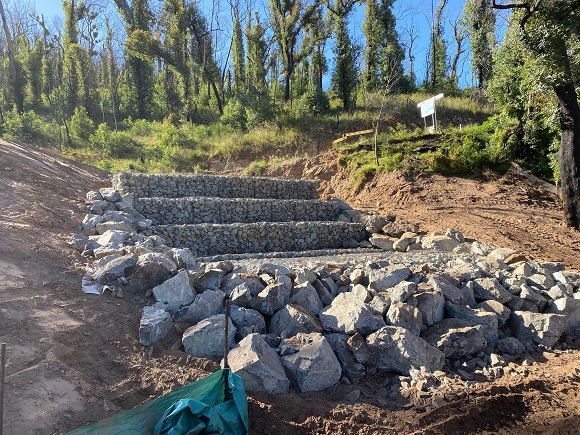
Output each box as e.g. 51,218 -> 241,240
1,140 -> 579,434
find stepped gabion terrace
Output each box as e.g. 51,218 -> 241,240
111,171 -> 366,256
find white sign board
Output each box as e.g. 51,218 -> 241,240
420,100 -> 435,118
417,93 -> 444,130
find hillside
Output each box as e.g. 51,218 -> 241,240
1,139 -> 580,434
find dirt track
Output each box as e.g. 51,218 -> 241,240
1,140 -> 580,434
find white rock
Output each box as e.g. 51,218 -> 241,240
228,334 -> 290,394
182,314 -> 236,358
280,333 -> 342,392
510,311 -> 567,348
319,292 -> 386,335
366,326 -> 444,375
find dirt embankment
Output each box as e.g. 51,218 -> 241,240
268,148 -> 580,271
1,140 -> 579,434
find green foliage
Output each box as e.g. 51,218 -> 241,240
465,0 -> 495,91
298,87 -> 330,115
220,98 -> 247,131
246,159 -> 268,176
159,118 -> 193,149
90,123 -> 137,158
2,109 -> 47,144
427,0 -> 449,90
70,106 -> 95,141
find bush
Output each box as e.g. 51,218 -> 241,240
2,109 -> 46,144
298,87 -> 330,115
90,123 -> 137,158
159,118 -> 192,149
69,107 -> 95,141
220,98 -> 247,131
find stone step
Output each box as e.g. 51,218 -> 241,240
134,197 -> 342,225
142,222 -> 366,256
113,171 -> 319,200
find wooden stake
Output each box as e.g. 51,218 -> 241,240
0,343 -> 6,435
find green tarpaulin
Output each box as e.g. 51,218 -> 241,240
67,369 -> 249,435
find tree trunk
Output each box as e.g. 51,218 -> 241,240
0,0 -> 23,114
284,73 -> 291,102
555,81 -> 580,229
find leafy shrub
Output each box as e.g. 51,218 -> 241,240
298,87 -> 330,115
2,109 -> 46,144
220,98 -> 247,131
246,159 -> 268,176
69,107 -> 95,141
90,123 -> 137,158
159,118 -> 191,149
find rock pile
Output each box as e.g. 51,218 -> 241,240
71,221 -> 580,395
70,178 -> 580,397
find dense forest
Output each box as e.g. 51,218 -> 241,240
1,0 -> 580,226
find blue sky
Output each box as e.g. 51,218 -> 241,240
31,0 -> 507,89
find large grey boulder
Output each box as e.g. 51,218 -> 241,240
97,230 -> 128,247
422,318 -> 487,359
268,304 -> 323,337
369,234 -> 396,250
174,290 -> 225,324
229,306 -> 266,341
250,277 -> 292,316
139,306 -> 172,346
194,269 -> 226,292
421,235 -> 459,251
472,278 -> 512,304
182,314 -> 236,358
82,213 -> 104,230
475,300 -> 511,327
496,337 -> 526,357
319,292 -> 386,335
382,220 -> 418,238
220,272 -> 265,296
152,270 -> 196,311
325,334 -> 366,380
95,221 -> 134,234
125,253 -> 176,295
365,215 -> 388,233
280,333 -> 342,392
527,273 -> 556,290
230,283 -> 253,307
520,285 -> 548,311
258,263 -> 296,280
386,303 -> 423,336
389,281 -> 417,303
368,265 -> 412,292
312,280 -> 333,306
510,311 -> 568,347
368,295 -> 390,316
93,254 -> 138,285
430,275 -> 470,305
168,248 -> 197,270
546,298 -> 580,333
290,282 -> 324,315
228,334 -> 290,394
99,187 -> 122,202
510,311 -> 567,347
445,302 -> 499,344
415,290 -> 445,326
366,326 -> 444,375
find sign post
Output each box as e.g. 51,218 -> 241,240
417,93 -> 444,132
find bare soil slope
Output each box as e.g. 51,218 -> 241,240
0,140 -> 579,434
